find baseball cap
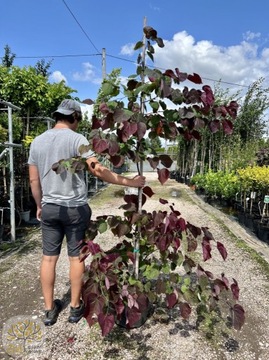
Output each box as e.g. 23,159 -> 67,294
53,99 -> 82,116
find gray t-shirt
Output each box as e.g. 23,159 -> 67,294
28,128 -> 94,207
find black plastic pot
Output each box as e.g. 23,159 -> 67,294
244,213 -> 256,232
237,212 -> 246,225
0,224 -> 3,241
257,223 -> 269,244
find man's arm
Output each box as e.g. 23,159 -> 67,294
86,157 -> 146,188
29,164 -> 42,220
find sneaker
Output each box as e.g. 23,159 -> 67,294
68,300 -> 85,323
43,299 -> 63,326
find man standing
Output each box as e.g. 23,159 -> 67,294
28,99 -> 145,326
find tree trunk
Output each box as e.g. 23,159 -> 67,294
26,107 -> 30,136
191,140 -> 199,177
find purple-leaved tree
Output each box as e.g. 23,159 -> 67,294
52,26 -> 245,337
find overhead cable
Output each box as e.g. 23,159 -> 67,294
61,0 -> 101,54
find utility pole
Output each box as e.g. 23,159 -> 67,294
102,48 -> 106,80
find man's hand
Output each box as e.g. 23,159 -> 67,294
36,207 -> 42,221
132,175 -> 146,188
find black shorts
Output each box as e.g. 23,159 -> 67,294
41,203 -> 91,257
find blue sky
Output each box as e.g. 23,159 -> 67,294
1,0 -> 269,103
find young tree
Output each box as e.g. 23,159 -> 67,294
234,78 -> 269,143
176,78 -> 269,175
53,26 -> 245,337
147,136 -> 162,153
34,59 -> 53,77
0,65 -> 75,136
93,68 -> 122,116
1,45 -> 16,68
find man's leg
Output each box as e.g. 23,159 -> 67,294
40,255 -> 59,310
65,204 -> 90,308
64,204 -> 90,322
69,256 -> 85,308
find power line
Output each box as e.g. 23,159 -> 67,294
14,54 -> 100,59
105,53 -> 250,88
5,0 -> 252,90
194,77 -> 249,88
4,51 -> 251,89
1,2 -> 261,91
61,0 -> 101,54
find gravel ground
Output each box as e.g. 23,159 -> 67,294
0,172 -> 269,360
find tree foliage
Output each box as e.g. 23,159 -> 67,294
52,25 -> 245,337
234,78 -> 269,142
0,64 -> 76,138
93,68 -> 122,116
1,45 -> 16,68
34,58 -> 53,77
176,78 -> 269,176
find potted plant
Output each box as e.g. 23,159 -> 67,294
79,193 -> 244,336
53,25 -> 245,337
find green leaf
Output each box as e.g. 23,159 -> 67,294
199,275 -> 210,290
183,289 -> 199,305
148,45 -> 155,54
156,37 -> 164,48
177,252 -> 184,266
143,281 -> 152,292
181,284 -> 188,293
134,41 -> 144,50
143,265 -> 160,280
128,276 -> 139,285
97,220 -> 108,234
102,82 -> 116,96
149,100 -> 159,112
147,51 -> 154,62
183,276 -> 191,286
162,263 -> 171,275
78,144 -> 91,155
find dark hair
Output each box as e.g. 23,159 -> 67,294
54,111 -> 82,124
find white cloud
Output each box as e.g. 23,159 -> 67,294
243,31 -> 261,41
120,43 -> 135,56
49,71 -> 67,84
149,3 -> 161,12
72,62 -> 102,85
152,31 -> 269,93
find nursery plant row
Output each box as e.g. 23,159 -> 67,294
177,166 -> 269,245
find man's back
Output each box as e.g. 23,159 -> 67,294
28,128 -> 92,206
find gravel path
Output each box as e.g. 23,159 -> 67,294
0,172 -> 269,360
